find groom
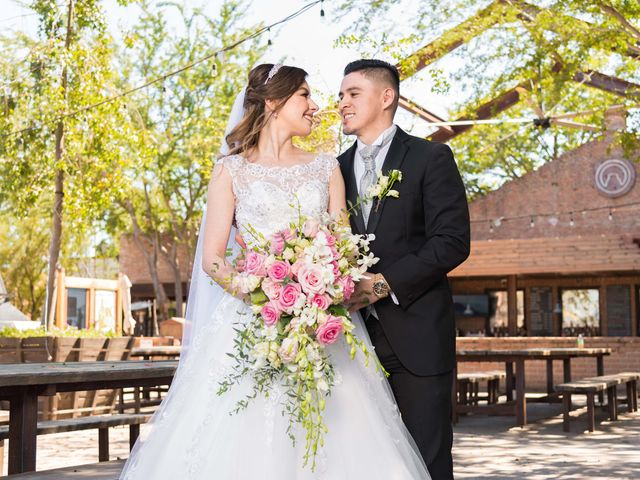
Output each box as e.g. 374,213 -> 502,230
339,59 -> 470,479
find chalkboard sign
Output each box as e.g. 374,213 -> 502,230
530,287 -> 553,336
607,285 -> 631,336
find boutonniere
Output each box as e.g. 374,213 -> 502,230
367,169 -> 402,211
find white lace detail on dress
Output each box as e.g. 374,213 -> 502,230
221,153 -> 338,244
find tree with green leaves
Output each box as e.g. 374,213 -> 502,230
337,0 -> 640,197
0,0 -> 135,326
111,1 -> 267,323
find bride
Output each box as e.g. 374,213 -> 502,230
119,63 -> 431,480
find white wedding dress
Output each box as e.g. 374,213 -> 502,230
119,153 -> 431,480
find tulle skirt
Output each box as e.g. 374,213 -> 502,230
120,294 -> 430,479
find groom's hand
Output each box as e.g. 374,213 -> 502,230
346,275 -> 379,313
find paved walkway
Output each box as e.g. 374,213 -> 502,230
2,402 -> 639,478
453,402 -> 640,479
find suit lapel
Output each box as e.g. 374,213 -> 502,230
339,143 -> 366,234
366,128 -> 410,235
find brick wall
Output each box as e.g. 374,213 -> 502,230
456,336 -> 640,392
119,234 -> 192,285
469,126 -> 640,242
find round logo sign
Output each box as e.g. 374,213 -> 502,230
594,158 -> 636,198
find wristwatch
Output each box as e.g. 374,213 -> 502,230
372,273 -> 391,298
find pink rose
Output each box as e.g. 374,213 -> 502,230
260,301 -> 281,326
244,251 -> 267,276
315,315 -> 344,345
278,282 -> 302,312
269,233 -> 285,255
268,260 -> 291,282
282,228 -> 297,242
298,265 -> 325,295
290,259 -> 305,279
331,261 -> 340,278
310,293 -> 331,310
317,230 -> 336,247
326,234 -> 336,247
262,279 -> 284,301
340,276 -> 355,300
302,219 -> 321,238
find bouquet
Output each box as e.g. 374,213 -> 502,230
217,170 -> 401,469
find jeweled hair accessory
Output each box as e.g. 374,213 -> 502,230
264,63 -> 283,84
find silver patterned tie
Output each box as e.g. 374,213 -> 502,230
359,145 -> 379,225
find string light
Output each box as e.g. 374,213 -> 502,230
489,221 -> 494,233
320,0 -> 325,17
530,216 -> 535,228
267,27 -> 272,46
471,200 -> 640,226
569,212 -> 574,227
2,0 -> 323,140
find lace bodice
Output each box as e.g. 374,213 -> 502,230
221,153 -> 338,242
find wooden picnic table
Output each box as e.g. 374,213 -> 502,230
455,347 -> 612,427
130,346 -> 182,360
0,360 -> 177,475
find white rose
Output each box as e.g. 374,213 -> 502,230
263,326 -> 278,341
253,342 -> 269,360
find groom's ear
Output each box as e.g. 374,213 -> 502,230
381,87 -> 396,111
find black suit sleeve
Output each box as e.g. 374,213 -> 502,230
382,143 -> 470,309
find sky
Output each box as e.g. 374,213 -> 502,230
1,0 -> 462,137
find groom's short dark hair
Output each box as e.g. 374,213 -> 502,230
344,59 -> 400,113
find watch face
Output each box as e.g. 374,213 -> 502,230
373,281 -> 388,296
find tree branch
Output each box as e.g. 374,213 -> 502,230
598,2 -> 640,42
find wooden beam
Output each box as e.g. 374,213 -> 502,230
575,70 -> 640,99
507,275 -> 518,336
600,285 -> 608,336
429,83 -> 525,142
394,0 -> 640,142
398,95 -> 452,130
524,287 -> 531,336
631,283 -> 638,337
552,285 -> 561,336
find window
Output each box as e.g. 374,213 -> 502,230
488,290 -> 525,336
66,288 -> 87,329
561,289 -> 600,336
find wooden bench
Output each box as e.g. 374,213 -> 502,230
457,370 -> 505,406
555,372 -> 639,432
0,414 -> 150,476
3,460 -> 125,479
584,372 -> 639,412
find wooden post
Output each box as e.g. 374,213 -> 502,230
507,275 -> 518,336
630,283 -> 638,337
599,285 -> 608,336
524,287 -> 531,336
116,273 -> 124,336
552,285 -> 561,336
8,387 -> 39,474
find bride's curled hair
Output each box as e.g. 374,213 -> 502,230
225,64 -> 308,156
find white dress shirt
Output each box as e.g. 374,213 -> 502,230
353,123 -> 399,309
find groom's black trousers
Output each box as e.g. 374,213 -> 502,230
367,317 -> 454,480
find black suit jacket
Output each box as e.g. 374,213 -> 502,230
338,127 -> 470,376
